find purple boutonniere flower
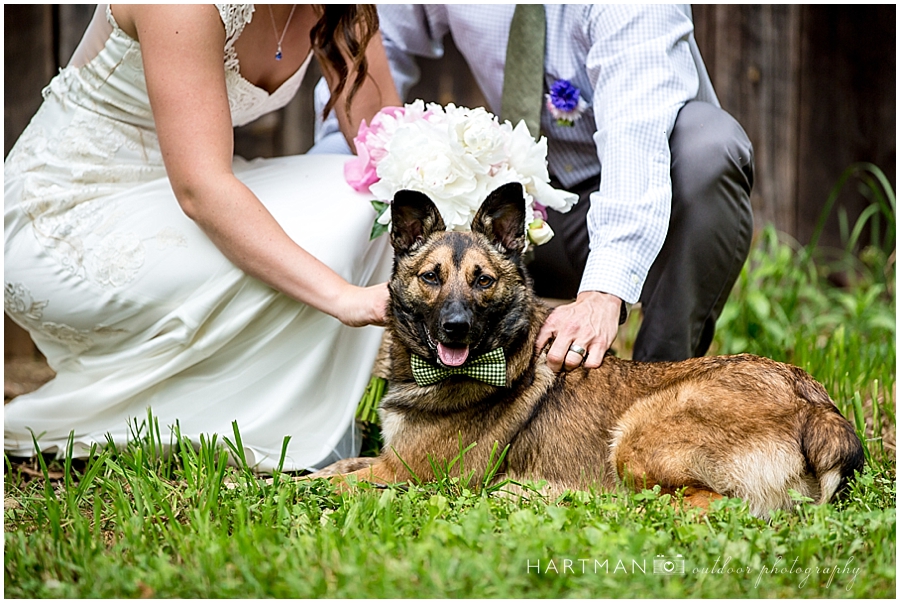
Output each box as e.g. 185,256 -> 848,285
546,79 -> 589,127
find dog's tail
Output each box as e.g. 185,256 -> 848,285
797,377 -> 865,504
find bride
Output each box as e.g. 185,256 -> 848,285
4,4 -> 401,472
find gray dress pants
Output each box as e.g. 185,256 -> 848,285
527,101 -> 755,362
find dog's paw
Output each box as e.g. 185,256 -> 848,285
304,457 -> 380,479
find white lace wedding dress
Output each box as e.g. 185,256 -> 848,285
4,5 -> 391,472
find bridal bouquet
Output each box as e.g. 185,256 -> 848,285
344,100 -> 578,246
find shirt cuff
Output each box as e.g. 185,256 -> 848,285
577,248 -> 647,305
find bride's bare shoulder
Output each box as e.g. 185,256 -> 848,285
109,5 -> 223,42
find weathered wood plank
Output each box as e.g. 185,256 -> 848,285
4,5 -> 58,359
4,5 -> 55,156
795,5 -> 896,249
694,4 -> 802,239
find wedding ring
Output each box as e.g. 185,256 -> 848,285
567,344 -> 587,358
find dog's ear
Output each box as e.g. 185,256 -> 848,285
390,190 -> 447,254
471,182 -> 527,255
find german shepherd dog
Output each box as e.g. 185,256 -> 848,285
319,183 -> 864,517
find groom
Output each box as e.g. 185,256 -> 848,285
312,4 -> 754,372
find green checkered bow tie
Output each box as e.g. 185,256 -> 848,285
410,348 -> 507,387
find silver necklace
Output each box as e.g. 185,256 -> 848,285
268,4 -> 298,61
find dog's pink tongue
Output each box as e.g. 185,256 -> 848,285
437,343 -> 469,367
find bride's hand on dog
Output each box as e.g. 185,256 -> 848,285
536,291 -> 622,372
334,282 -> 390,327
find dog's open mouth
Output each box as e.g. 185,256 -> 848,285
437,342 -> 469,367
423,328 -> 470,367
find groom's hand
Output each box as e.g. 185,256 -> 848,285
535,291 -> 622,372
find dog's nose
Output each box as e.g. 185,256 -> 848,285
442,318 -> 470,339
440,301 -> 472,339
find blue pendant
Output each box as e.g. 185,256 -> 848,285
275,50 -> 283,61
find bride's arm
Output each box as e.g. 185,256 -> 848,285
128,5 -> 387,327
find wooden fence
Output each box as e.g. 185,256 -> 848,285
4,5 -> 896,359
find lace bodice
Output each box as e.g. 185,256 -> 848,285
213,4 -> 312,127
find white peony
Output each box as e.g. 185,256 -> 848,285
350,101 -> 579,243
370,119 -> 489,230
445,105 -> 508,168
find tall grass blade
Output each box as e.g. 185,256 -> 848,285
223,420 -> 262,494
482,441 -> 511,493
389,446 -> 421,485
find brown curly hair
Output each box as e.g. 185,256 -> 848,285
310,5 -> 380,118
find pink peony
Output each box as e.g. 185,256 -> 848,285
344,106 -> 409,192
344,137 -> 379,192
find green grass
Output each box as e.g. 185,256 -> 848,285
3,437 -> 895,598
4,166 -> 896,598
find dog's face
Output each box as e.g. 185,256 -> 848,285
388,183 -> 535,368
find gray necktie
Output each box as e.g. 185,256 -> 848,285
500,4 -> 547,138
